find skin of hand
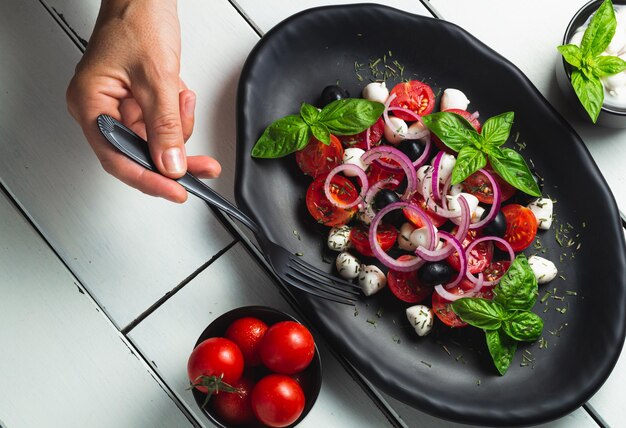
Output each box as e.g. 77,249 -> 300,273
66,0 -> 221,203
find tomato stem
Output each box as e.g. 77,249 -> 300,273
189,375 -> 242,408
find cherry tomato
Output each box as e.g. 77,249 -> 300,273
259,321 -> 315,375
211,376 -> 255,426
433,109 -> 481,153
187,337 -> 244,393
446,229 -> 494,274
252,374 -> 305,428
295,135 -> 343,178
497,204 -> 538,252
462,169 -> 516,204
350,223 -> 398,257
387,255 -> 433,303
403,193 -> 447,228
432,278 -> 494,328
483,260 -> 511,282
366,160 -> 404,189
389,80 -> 435,120
338,117 -> 384,150
225,317 -> 269,367
305,174 -> 358,227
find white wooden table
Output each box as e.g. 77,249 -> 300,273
0,1 -> 623,427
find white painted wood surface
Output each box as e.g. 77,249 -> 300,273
0,191 -> 191,428
128,243 -> 396,428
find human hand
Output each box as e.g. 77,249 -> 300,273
67,0 -> 221,203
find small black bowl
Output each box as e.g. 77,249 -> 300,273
191,306 -> 322,428
556,0 -> 626,127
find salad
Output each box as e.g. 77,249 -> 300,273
251,78 -> 560,375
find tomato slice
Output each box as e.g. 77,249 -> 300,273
295,134 -> 343,177
432,278 -> 494,328
483,260 -> 511,282
350,223 -> 397,257
387,255 -> 432,303
462,169 -> 516,204
389,80 -> 435,120
403,193 -> 447,228
497,204 -> 538,252
433,109 -> 481,153
446,229 -> 494,274
366,160 -> 404,189
305,174 -> 358,226
338,117 -> 384,150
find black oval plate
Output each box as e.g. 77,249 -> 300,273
234,4 -> 626,426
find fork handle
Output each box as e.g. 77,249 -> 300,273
97,114 -> 260,234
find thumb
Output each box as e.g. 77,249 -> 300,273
135,79 -> 187,178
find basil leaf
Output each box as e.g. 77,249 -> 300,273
571,69 -> 604,123
485,329 -> 517,375
422,112 -> 477,152
503,311 -> 544,342
451,298 -> 505,330
489,148 -> 541,196
300,103 -> 320,126
318,99 -> 384,135
580,0 -> 616,57
310,123 -> 331,146
593,55 -> 626,77
482,112 -> 514,147
557,44 -> 583,68
451,146 -> 487,184
251,115 -> 311,158
494,255 -> 538,311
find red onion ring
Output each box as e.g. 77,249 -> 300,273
465,236 -> 515,287
369,202 -> 435,272
365,127 -> 371,151
436,232 -> 466,288
461,169 -> 502,230
469,111 -> 480,121
414,196 -> 470,260
421,169 -> 459,218
362,147 -> 417,201
383,94 -> 431,139
434,273 -> 485,301
323,164 -> 369,209
431,151 -> 445,202
361,178 -> 400,222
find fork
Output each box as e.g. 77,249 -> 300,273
97,114 -> 361,305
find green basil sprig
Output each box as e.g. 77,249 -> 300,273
557,0 -> 626,122
451,254 -> 543,375
251,99 -> 384,158
422,111 -> 541,197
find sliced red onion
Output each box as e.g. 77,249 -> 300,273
365,127 -> 371,151
465,169 -> 502,230
469,111 -> 480,121
421,169 -> 459,218
434,273 -> 484,301
362,146 -> 417,200
361,178 -> 400,222
414,196 -> 470,260
465,236 -> 515,287
323,164 -> 369,209
369,202 -> 435,272
436,232 -> 466,288
431,151 -> 445,202
383,93 -> 430,140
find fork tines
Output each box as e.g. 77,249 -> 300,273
288,256 -> 362,293
285,269 -> 358,305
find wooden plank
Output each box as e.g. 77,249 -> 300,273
0,190 -> 192,427
0,0 -> 246,328
128,243 -> 396,427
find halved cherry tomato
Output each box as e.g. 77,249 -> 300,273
367,160 -> 404,189
483,260 -> 511,282
305,174 -> 358,227
389,80 -> 435,120
338,117 -> 384,150
295,134 -> 343,177
497,204 -> 538,252
433,109 -> 481,153
432,278 -> 494,328
462,169 -> 516,204
446,229 -> 494,274
387,255 -> 432,303
403,193 -> 447,228
350,223 -> 398,257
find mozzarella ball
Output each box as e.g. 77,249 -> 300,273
527,198 -> 553,230
410,226 -> 438,249
528,256 -> 558,285
335,252 -> 361,280
440,88 -> 470,111
384,117 -> 408,145
433,153 -> 456,184
362,81 -> 389,103
407,120 -> 428,135
472,206 -> 486,224
358,265 -> 387,296
445,193 -> 480,218
357,209 -> 372,225
406,305 -> 434,337
343,148 -> 367,176
398,222 -> 417,251
327,225 -> 351,251
449,183 -> 464,196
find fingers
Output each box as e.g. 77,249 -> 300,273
179,89 -> 196,142
187,155 -> 222,179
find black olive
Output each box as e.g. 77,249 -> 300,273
481,209 -> 507,237
398,139 -> 426,162
319,85 -> 350,107
418,262 -> 455,287
395,176 -> 408,194
373,189 -> 403,225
